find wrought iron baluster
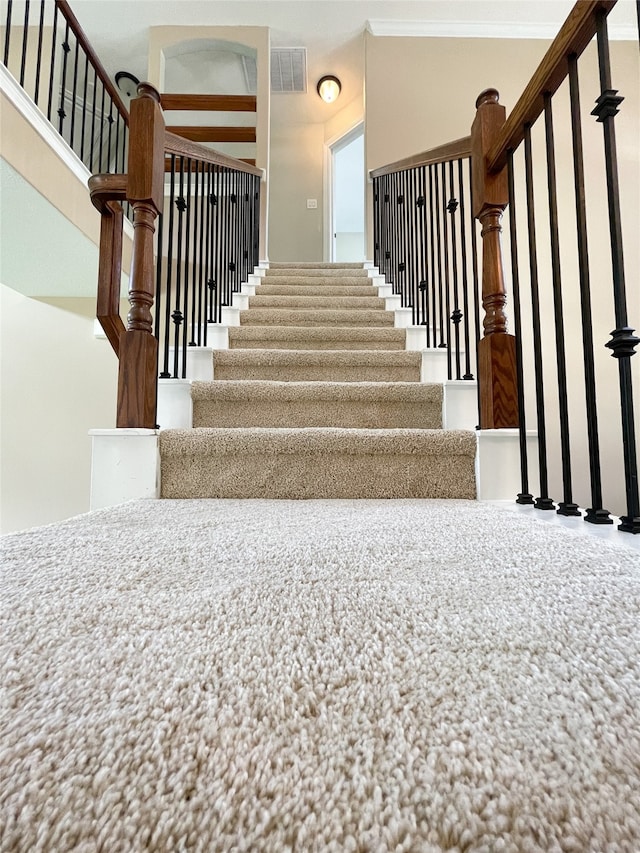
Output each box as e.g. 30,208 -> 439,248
4,0 -> 13,67
507,151 -> 534,505
543,93 -> 580,516
33,0 -> 45,105
19,0 -> 30,88
69,37 -> 79,151
592,10 -> 640,533
160,155 -> 176,378
448,160 -> 461,380
468,158 -> 481,421
441,162 -> 452,377
173,157 -> 186,379
56,19 -> 70,136
458,158 -> 473,380
46,3 -> 58,121
524,124 -> 554,510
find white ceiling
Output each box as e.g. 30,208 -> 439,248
70,0 -> 637,126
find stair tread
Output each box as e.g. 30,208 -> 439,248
192,380 -> 441,402
239,309 -> 394,326
249,295 -> 385,309
229,326 -> 405,340
161,427 -> 476,456
265,268 -> 369,278
257,285 -> 379,296
214,349 -> 421,364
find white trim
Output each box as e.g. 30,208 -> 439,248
366,19 -> 637,41
0,63 -> 134,242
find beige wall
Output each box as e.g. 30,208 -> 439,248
365,33 -> 639,516
0,288 -> 118,534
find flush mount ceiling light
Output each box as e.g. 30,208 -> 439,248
115,71 -> 140,99
317,75 -> 341,104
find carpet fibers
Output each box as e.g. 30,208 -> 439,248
1,499 -> 640,852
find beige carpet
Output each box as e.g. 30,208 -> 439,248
161,263 -> 476,499
2,498 -> 639,850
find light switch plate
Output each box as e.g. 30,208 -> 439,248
306,198 -> 318,209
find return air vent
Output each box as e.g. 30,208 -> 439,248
270,48 -> 307,93
241,50 -> 307,94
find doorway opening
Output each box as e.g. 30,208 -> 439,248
327,124 -> 364,262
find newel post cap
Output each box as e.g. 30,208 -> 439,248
471,87 -> 508,217
135,82 -> 161,104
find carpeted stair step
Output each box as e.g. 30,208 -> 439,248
248,295 -> 386,310
257,284 -> 380,297
159,427 -> 477,499
213,349 -> 422,382
268,261 -> 365,269
192,381 -> 443,429
258,275 -> 375,287
265,268 -> 370,278
228,326 -> 406,350
239,309 -> 394,327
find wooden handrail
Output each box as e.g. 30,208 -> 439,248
160,94 -> 257,112
164,131 -> 263,177
55,0 -> 129,124
486,0 -> 616,173
369,136 -> 471,179
88,174 -> 128,356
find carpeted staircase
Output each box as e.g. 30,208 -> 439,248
160,263 -> 477,499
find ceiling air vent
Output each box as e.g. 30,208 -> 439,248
270,48 -> 307,94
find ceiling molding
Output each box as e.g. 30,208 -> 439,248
366,19 -> 637,41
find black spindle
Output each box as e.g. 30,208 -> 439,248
46,5 -> 58,121
524,124 -> 554,510
544,93 -> 580,516
593,11 -> 640,533
458,159 -> 473,380
507,151 -> 534,505
57,20 -> 70,135
4,0 -> 13,67
568,54 -> 612,524
448,161 -> 461,380
33,0 -> 45,105
19,0 -> 30,88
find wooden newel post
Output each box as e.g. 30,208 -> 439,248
116,83 -> 165,429
471,88 -> 519,429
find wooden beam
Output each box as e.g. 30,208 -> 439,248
166,125 -> 257,144
160,94 -> 257,112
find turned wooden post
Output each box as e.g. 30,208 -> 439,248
117,83 -> 165,428
471,89 -> 519,429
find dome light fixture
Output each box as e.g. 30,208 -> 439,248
317,75 -> 341,104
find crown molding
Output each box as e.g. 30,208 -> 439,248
366,19 -> 637,41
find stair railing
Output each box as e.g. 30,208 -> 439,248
472,0 -> 639,531
370,138 -> 481,387
89,83 -> 262,429
2,0 -> 129,175
370,0 -> 638,531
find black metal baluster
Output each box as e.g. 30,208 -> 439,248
33,0 -> 45,105
409,169 -> 419,321
416,166 -> 429,332
544,92 -> 580,516
154,210 -> 164,342
191,161 -> 200,346
4,0 -> 13,67
373,178 -> 380,270
441,163 -> 452,378
89,67 -> 98,171
428,165 -> 437,349
173,157 -> 186,379
79,53 -> 88,164
507,150 -> 534,505
196,162 -> 206,344
97,82 -> 106,171
221,169 -> 229,310
182,159 -> 192,375
69,37 -> 79,151
106,100 -> 114,173
56,20 -> 70,135
19,0 -> 30,87
213,166 -> 223,322
592,11 -> 640,532
448,160 -> 461,380
524,124 -> 554,510
397,173 -> 406,306
568,55 -> 612,523
160,155 -> 176,378
46,3 -> 58,121
468,158 -> 481,423
434,164 -> 446,349
458,158 -> 473,380
204,164 -> 213,328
